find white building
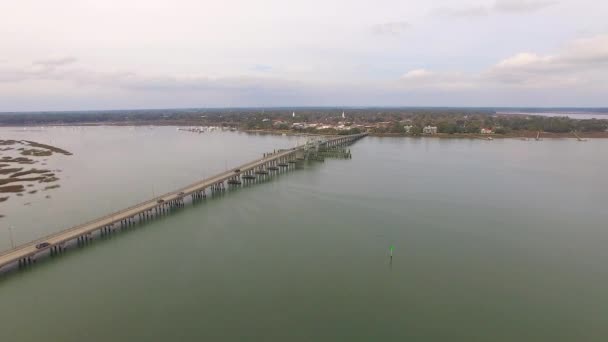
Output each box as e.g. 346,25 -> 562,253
404,125 -> 413,133
480,128 -> 494,134
423,126 -> 437,134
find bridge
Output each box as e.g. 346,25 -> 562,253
0,133 -> 367,272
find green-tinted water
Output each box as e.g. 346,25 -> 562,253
1,128 -> 607,341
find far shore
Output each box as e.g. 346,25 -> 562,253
369,131 -> 608,139
1,122 -> 607,139
244,129 -> 608,139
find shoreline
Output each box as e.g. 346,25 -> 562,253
369,131 -> 608,139
1,123 -> 607,139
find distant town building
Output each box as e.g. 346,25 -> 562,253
403,125 -> 413,133
423,126 -> 437,134
480,128 -> 494,134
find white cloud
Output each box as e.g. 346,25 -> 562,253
494,53 -> 554,68
371,21 -> 411,36
401,70 -> 477,90
435,0 -> 558,18
402,69 -> 434,79
432,6 -> 489,18
494,0 -> 558,13
2,34 -> 607,109
34,57 -> 78,67
401,34 -> 608,90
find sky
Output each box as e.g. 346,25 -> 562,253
0,0 -> 607,111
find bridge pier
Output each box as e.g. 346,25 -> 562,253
50,245 -> 64,256
18,256 -> 35,268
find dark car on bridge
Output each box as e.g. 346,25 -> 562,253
234,169 -> 241,173
157,199 -> 165,204
35,242 -> 51,249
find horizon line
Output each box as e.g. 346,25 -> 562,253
2,105 -> 608,115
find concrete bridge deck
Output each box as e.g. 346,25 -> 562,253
0,133 -> 366,271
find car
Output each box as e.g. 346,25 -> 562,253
35,242 -> 51,249
157,199 -> 165,204
177,192 -> 185,196
234,169 -> 241,173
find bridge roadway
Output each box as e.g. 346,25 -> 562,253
0,133 -> 366,270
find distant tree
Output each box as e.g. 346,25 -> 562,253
438,122 -> 460,134
464,121 -> 481,134
410,126 -> 422,135
389,122 -> 406,134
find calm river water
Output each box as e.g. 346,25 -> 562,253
0,127 -> 607,341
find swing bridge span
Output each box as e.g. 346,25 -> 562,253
0,133 -> 367,273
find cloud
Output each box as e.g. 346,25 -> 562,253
0,57 -> 81,82
33,57 -> 78,67
494,0 -> 558,13
434,0 -> 558,18
401,69 -> 478,90
400,34 -> 608,90
1,34 -> 607,109
251,64 -> 273,73
371,21 -> 411,36
402,69 -> 434,79
433,6 -> 489,18
0,58 -> 310,97
485,35 -> 608,87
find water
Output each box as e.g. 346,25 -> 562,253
0,127 -> 302,247
1,128 -> 607,341
497,111 -> 608,120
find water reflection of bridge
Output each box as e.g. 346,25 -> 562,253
0,133 -> 367,274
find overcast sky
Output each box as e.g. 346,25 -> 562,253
1,0 -> 607,111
